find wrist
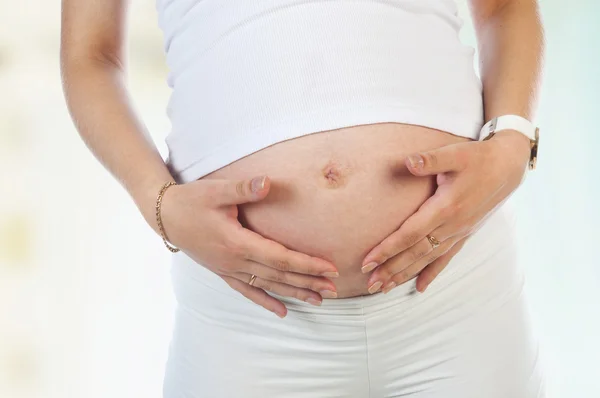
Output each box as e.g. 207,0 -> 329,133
487,129 -> 532,169
130,174 -> 178,234
155,181 -> 182,252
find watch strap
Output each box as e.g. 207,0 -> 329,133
478,114 -> 537,142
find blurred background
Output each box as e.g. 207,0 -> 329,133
0,1 -> 598,397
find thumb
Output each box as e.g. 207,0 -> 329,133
218,175 -> 271,206
405,144 -> 467,176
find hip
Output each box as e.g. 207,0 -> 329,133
165,198 -> 545,397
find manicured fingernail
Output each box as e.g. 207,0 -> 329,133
320,290 -> 338,299
251,176 -> 266,193
322,271 -> 339,278
368,281 -> 383,294
306,297 -> 322,306
382,281 -> 396,294
361,262 -> 378,274
407,154 -> 424,169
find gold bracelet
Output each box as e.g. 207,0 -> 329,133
155,181 -> 180,253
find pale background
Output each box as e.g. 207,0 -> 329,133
0,1 -> 598,397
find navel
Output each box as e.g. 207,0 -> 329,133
320,160 -> 350,189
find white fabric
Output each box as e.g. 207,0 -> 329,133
155,2 -> 544,396
155,0 -> 484,183
163,200 -> 546,397
478,115 -> 538,141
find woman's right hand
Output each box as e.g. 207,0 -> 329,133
159,175 -> 339,318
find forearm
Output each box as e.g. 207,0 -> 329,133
61,57 -> 172,233
471,0 -> 545,151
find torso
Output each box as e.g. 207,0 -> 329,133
158,1 -> 482,298
200,123 -> 472,298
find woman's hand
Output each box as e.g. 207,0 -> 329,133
361,130 -> 532,294
160,176 -> 339,318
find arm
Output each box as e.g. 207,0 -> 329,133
60,0 -> 172,231
361,0 -> 546,294
468,0 -> 545,159
60,0 -> 339,316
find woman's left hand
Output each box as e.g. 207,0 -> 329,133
361,130 -> 532,294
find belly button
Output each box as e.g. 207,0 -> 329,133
321,161 -> 348,189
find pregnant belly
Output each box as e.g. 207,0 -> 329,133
199,123 -> 473,298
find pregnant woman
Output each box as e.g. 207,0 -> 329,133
61,0 -> 545,396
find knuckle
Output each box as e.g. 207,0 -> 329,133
294,290 -> 309,302
260,281 -> 272,292
403,249 -> 417,264
404,232 -> 421,248
420,239 -> 434,256
271,270 -> 287,284
426,252 -> 440,264
399,269 -> 411,282
307,282 -> 320,292
302,263 -> 318,276
426,152 -> 438,168
410,247 -> 428,263
379,243 -> 398,261
378,251 -> 392,263
272,257 -> 291,272
377,268 -> 391,281
235,180 -> 247,198
419,245 -> 432,259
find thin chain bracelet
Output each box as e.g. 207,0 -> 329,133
155,181 -> 180,253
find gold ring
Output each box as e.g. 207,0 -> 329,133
426,234 -> 441,249
248,274 -> 257,286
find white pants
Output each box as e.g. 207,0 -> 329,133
163,200 -> 546,397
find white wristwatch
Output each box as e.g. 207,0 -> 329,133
478,114 -> 539,170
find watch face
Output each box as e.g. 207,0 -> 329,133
529,128 -> 539,170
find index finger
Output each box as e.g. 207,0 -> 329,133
362,194 -> 449,267
235,228 -> 339,278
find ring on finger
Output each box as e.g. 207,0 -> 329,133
248,274 -> 257,286
426,234 -> 441,249
381,236 -> 452,293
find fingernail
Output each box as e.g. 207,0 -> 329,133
319,290 -> 338,299
407,154 -> 424,169
368,281 -> 383,294
322,271 -> 339,278
273,309 -> 286,318
382,281 -> 396,294
306,297 -> 322,306
361,262 -> 378,274
251,176 -> 266,193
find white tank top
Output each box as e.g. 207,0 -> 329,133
156,0 -> 483,183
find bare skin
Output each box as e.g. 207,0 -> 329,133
60,0 -> 543,316
200,123 -> 471,298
